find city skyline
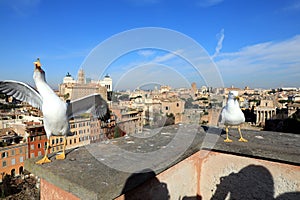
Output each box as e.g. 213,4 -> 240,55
0,0 -> 300,89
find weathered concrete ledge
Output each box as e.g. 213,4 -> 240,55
25,124 -> 300,199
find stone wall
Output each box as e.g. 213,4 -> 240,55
24,125 -> 300,199
201,151 -> 300,200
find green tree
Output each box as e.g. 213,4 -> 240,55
112,92 -> 121,102
184,98 -> 197,109
119,94 -> 130,101
63,93 -> 70,100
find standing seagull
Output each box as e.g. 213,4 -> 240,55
0,58 -> 109,164
219,91 -> 247,142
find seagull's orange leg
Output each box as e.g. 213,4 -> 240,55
224,126 -> 233,142
56,136 -> 66,160
36,137 -> 51,164
238,126 -> 248,142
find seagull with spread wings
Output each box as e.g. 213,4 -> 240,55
0,58 -> 109,164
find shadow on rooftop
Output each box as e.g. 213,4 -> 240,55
201,125 -> 225,135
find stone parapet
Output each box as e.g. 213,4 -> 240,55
25,125 -> 300,199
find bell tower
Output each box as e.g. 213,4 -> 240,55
77,68 -> 86,84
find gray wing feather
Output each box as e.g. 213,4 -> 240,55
218,107 -> 225,124
67,94 -> 109,119
0,80 -> 42,109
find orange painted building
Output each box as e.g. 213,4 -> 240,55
0,128 -> 27,182
27,124 -> 64,157
26,125 -> 49,159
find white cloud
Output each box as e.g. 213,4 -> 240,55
152,49 -> 183,63
215,35 -> 300,88
137,50 -> 156,57
113,63 -> 191,90
212,28 -> 225,59
106,49 -> 205,90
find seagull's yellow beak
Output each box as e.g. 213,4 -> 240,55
235,96 -> 240,100
34,58 -> 41,69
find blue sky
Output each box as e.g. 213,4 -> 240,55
0,0 -> 300,90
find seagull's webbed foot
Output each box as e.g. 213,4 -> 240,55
36,156 -> 51,165
56,152 -> 66,160
238,137 -> 248,142
237,126 -> 248,142
224,138 -> 233,142
224,126 -> 232,142
56,136 -> 66,160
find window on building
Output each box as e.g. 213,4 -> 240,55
70,140 -> 72,145
2,152 -> 8,158
177,103 -> 179,107
74,139 -> 76,143
11,150 -> 15,156
11,169 -> 15,177
38,151 -> 42,156
38,143 -> 41,149
11,158 -> 16,165
19,166 -> 23,174
52,139 -> 54,145
3,161 -> 7,167
56,138 -> 59,144
19,148 -> 23,154
31,153 -> 35,158
30,144 -> 34,150
20,156 -> 24,163
165,106 -> 169,110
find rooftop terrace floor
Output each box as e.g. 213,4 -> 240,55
25,124 -> 300,199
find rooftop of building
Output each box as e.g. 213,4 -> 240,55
0,128 -> 24,147
25,125 -> 300,199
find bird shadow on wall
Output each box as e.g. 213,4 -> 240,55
210,164 -> 300,200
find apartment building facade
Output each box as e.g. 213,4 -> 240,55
0,129 -> 27,182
